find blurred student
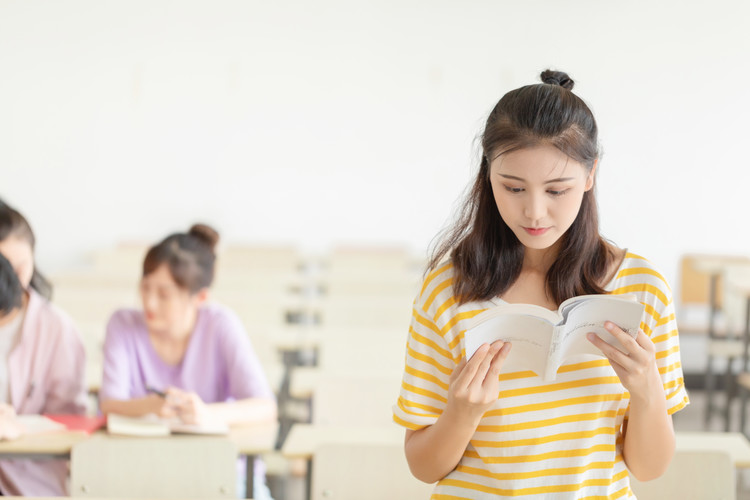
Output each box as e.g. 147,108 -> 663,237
0,200 -> 88,496
0,252 -> 25,441
99,224 -> 277,499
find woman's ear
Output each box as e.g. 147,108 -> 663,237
584,159 -> 598,191
193,288 -> 210,307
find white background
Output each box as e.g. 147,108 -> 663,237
2,0 -> 749,291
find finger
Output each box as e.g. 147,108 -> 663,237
587,332 -> 632,368
482,343 -> 512,389
458,344 -> 492,388
633,329 -> 656,353
603,322 -> 640,355
450,358 -> 467,384
468,342 -> 504,390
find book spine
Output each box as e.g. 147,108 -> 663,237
545,325 -> 565,382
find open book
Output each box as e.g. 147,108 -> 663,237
107,413 -> 229,437
464,294 -> 645,382
16,415 -> 67,434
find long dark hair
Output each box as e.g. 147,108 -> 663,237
428,70 -> 615,305
143,224 -> 219,293
0,199 -> 53,300
0,252 -> 23,315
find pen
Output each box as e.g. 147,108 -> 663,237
146,386 -> 167,398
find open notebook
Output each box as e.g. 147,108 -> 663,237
106,413 -> 229,437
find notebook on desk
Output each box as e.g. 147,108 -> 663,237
44,414 -> 107,434
107,413 -> 229,437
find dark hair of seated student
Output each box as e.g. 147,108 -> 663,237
0,252 -> 23,316
0,199 -> 53,300
142,223 -> 219,292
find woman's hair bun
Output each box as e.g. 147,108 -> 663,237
188,223 -> 220,251
540,70 -> 574,90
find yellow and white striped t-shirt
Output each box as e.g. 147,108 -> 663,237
393,252 -> 689,499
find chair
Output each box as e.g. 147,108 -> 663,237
70,435 -> 238,498
679,255 -> 750,430
629,449 -> 735,500
311,441 -> 435,500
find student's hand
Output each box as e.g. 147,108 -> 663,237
446,341 -> 511,424
165,388 -> 208,425
0,403 -> 15,418
0,410 -> 24,441
147,393 -> 177,419
587,322 -> 661,399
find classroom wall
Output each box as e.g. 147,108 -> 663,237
1,0 -> 749,289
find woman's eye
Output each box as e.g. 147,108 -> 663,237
548,189 -> 569,197
504,186 -> 523,194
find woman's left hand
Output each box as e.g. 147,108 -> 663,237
587,322 -> 661,400
165,388 -> 209,425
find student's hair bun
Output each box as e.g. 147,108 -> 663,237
540,70 -> 574,90
188,224 -> 220,252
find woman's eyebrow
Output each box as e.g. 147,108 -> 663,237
498,173 -> 576,184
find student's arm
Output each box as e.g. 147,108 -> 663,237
405,341 -> 511,483
99,394 -> 176,417
161,388 -> 277,425
587,323 -> 675,481
99,311 -> 176,419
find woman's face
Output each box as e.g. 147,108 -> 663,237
489,144 -> 595,253
139,264 -> 205,337
0,236 -> 34,289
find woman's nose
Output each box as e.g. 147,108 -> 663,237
524,193 -> 546,222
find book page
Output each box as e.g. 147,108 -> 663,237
16,415 -> 66,435
548,296 -> 645,378
107,413 -> 171,437
107,413 -> 229,436
464,313 -> 553,378
169,418 -> 228,435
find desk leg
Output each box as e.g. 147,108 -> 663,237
725,358 -> 735,432
246,454 -> 255,499
306,457 -> 313,500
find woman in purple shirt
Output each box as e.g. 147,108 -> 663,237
100,224 -> 277,498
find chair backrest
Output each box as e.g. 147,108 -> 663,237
680,254 -> 750,307
70,435 -> 238,498
311,441 -> 435,500
629,449 -> 735,500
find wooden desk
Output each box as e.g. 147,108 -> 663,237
282,423 -> 403,459
0,423 -> 278,498
676,431 -> 750,468
0,430 -> 89,458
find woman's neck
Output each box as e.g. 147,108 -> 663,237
147,309 -> 198,365
522,244 -> 559,274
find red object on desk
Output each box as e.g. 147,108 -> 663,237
43,414 -> 107,434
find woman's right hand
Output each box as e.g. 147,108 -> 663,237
446,340 -> 511,424
0,405 -> 24,441
146,393 -> 177,419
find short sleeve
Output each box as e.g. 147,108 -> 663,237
643,285 -> 690,415
99,310 -> 136,402
217,309 -> 275,401
392,286 -> 457,430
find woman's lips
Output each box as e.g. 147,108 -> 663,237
523,227 -> 550,236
